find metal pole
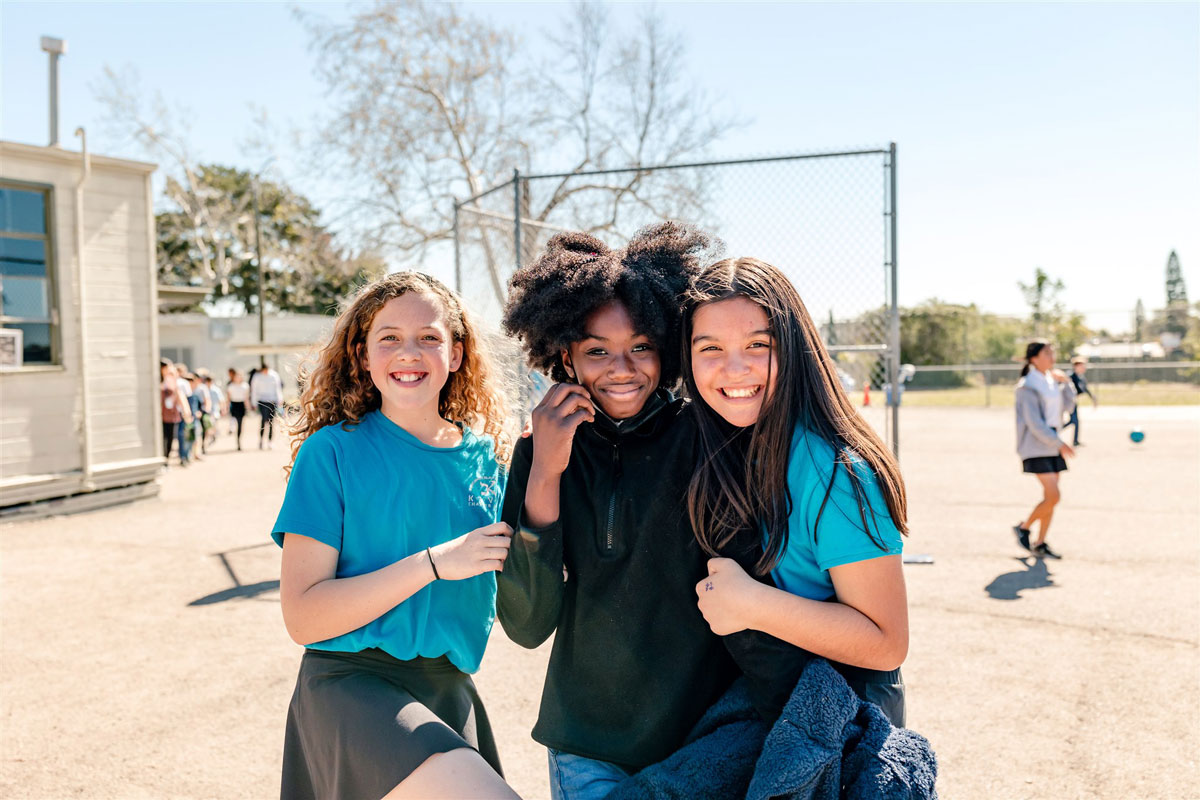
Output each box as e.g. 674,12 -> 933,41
48,53 -> 60,146
253,180 -> 265,344
888,143 -> 900,459
41,37 -> 67,147
453,203 -> 461,295
512,169 -> 528,419
512,168 -> 522,275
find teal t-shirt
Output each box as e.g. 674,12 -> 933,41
271,410 -> 506,673
769,428 -> 903,601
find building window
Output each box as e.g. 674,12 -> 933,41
160,347 -> 194,367
0,183 -> 57,365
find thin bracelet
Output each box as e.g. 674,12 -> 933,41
425,547 -> 441,580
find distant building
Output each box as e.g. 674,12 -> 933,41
1,140 -> 162,515
156,311 -> 335,401
1076,341 -> 1167,361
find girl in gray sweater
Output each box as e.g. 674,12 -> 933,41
1013,340 -> 1076,558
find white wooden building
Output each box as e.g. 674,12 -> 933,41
0,140 -> 162,514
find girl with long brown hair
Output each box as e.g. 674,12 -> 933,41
271,272 -> 521,799
683,257 -> 910,724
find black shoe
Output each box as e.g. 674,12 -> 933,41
1013,524 -> 1031,552
1034,542 -> 1061,559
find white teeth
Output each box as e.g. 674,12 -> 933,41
723,386 -> 759,399
393,373 -> 423,383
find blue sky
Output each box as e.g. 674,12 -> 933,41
3,1 -> 1197,333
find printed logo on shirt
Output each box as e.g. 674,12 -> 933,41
468,476 -> 501,513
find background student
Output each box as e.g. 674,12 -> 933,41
1013,340 -> 1076,559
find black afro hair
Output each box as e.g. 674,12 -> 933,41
502,221 -> 719,387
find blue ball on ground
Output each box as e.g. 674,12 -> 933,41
1130,429 -> 1145,443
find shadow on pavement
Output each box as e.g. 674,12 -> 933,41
189,542 -> 279,606
985,557 -> 1055,600
189,580 -> 280,605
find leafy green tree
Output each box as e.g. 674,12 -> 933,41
157,165 -> 382,315
1018,267 -> 1065,336
1016,267 -> 1089,356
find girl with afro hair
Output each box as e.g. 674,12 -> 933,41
496,222 -> 739,799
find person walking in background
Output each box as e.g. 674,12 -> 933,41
1013,340 -> 1076,559
250,358 -> 283,450
159,360 -> 192,466
226,369 -> 250,451
1064,356 -> 1094,447
186,373 -> 211,460
203,373 -> 224,450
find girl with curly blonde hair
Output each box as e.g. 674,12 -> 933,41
271,272 -> 521,800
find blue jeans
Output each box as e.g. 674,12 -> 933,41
548,748 -> 630,800
176,420 -> 192,463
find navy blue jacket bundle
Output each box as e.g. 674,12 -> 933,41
606,658 -> 938,800
496,391 -> 738,773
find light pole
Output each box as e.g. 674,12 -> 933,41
253,182 -> 265,344
251,156 -> 275,345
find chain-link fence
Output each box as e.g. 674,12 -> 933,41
900,361 -> 1200,407
454,147 -> 900,452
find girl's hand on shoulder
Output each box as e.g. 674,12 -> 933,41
1051,369 -> 1070,383
695,558 -> 762,635
530,383 -> 595,476
429,522 -> 514,580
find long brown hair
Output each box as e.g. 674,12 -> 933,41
286,272 -> 511,477
683,257 -> 908,575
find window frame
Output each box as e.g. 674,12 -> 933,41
0,179 -> 60,367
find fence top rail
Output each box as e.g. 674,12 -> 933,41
454,178 -> 517,210
912,361 -> 1200,371
520,148 -> 892,182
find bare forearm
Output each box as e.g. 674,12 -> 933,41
746,583 -> 908,670
522,467 -> 561,528
283,552 -> 435,645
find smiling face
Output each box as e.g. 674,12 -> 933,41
562,301 -> 661,420
689,296 -> 778,429
361,292 -> 463,423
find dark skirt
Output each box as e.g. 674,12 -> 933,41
229,400 -> 246,419
281,648 -> 502,800
1023,455 -> 1068,474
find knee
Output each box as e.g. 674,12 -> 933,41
1045,487 -> 1061,505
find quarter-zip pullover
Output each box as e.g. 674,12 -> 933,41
497,391 -> 737,772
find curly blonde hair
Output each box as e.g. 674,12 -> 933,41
286,272 -> 512,477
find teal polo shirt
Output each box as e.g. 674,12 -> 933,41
271,410 -> 506,673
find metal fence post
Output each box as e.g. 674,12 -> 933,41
512,168 -> 522,275
888,142 -> 900,459
452,202 -> 461,295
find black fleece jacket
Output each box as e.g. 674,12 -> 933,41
496,390 -> 738,773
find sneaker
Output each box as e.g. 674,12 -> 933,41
1034,542 -> 1061,559
1013,524 -> 1032,552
